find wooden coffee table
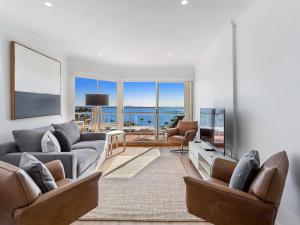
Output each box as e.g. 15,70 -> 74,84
106,130 -> 126,159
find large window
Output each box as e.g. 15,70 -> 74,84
74,78 -> 188,141
75,77 -> 117,131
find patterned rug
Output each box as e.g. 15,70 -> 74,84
80,149 -> 205,222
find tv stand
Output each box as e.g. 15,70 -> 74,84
189,141 -> 235,179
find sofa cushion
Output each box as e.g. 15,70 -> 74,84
249,151 -> 289,205
229,150 -> 260,192
41,131 -> 61,153
54,129 -> 72,152
72,140 -> 105,151
19,153 -> 57,193
13,126 -> 54,152
71,148 -> 101,175
52,121 -> 80,145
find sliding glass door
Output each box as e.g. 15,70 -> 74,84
123,82 -> 156,142
157,82 -> 184,140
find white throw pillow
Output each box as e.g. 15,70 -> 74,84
41,130 -> 61,153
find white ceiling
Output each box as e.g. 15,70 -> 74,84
0,0 -> 255,66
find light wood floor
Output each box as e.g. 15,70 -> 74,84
73,147 -> 207,225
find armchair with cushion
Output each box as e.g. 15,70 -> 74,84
166,120 -> 198,152
184,151 -> 289,225
0,160 -> 101,225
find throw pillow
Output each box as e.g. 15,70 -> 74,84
13,126 -> 55,152
52,121 -> 80,145
41,130 -> 61,153
229,150 -> 260,192
19,153 -> 57,193
54,129 -> 72,152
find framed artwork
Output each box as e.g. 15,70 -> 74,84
10,41 -> 61,119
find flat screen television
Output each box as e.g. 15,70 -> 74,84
199,108 -> 225,154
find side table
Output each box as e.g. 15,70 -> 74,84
106,130 -> 126,159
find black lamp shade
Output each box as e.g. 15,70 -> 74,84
85,94 -> 109,106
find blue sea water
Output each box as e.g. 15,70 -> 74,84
76,106 -> 184,128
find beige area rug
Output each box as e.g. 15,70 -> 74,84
80,149 -> 205,222
106,148 -> 160,178
101,147 -> 152,176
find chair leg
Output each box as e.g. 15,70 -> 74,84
170,143 -> 189,153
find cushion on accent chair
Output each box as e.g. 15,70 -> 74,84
13,126 -> 55,152
19,153 -> 57,193
229,150 -> 260,192
54,129 -> 72,152
52,121 -> 80,144
41,130 -> 61,153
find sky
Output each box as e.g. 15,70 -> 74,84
75,77 -> 184,107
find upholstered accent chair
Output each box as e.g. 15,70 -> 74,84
184,151 -> 289,225
0,160 -> 101,225
166,120 -> 198,152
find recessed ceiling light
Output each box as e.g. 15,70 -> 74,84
44,1 -> 53,7
99,53 -> 104,57
181,0 -> 189,6
168,53 -> 173,56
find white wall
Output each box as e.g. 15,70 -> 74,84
0,19 -> 70,143
194,0 -> 300,224
194,24 -> 235,154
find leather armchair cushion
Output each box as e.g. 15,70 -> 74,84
166,128 -> 179,138
249,151 -> 289,205
168,135 -> 185,144
211,158 -> 237,183
45,160 -> 65,181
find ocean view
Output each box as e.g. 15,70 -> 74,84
75,106 -> 184,129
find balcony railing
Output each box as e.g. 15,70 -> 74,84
75,108 -> 183,142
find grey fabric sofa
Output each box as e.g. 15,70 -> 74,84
0,123 -> 106,179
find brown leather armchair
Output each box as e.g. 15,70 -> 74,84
184,151 -> 289,225
166,120 -> 198,152
0,160 -> 101,225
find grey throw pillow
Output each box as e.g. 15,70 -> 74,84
41,130 -> 61,153
19,153 -> 57,193
229,150 -> 260,192
13,126 -> 55,152
54,129 -> 72,152
52,121 -> 80,144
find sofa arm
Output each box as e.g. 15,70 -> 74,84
166,128 -> 179,138
184,176 -> 277,225
210,158 -> 237,183
80,132 -> 106,141
0,152 -> 77,179
14,171 -> 102,225
45,160 -> 65,181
